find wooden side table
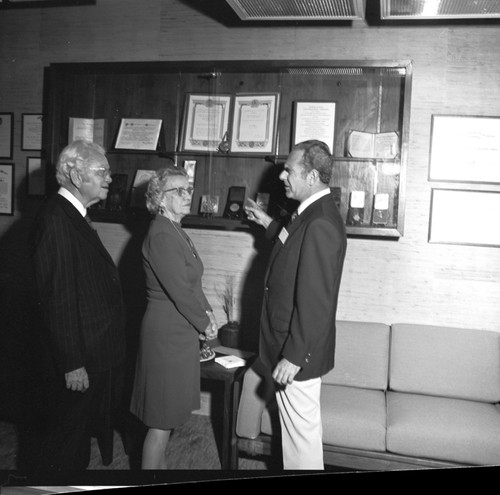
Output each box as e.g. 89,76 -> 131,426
200,352 -> 254,470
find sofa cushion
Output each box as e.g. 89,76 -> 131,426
390,324 -> 500,402
321,385 -> 386,452
260,384 -> 387,453
322,321 -> 390,391
387,391 -> 500,465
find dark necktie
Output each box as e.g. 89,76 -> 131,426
289,210 -> 298,224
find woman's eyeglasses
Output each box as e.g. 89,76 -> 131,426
164,187 -> 194,197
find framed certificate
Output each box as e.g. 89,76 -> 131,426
21,113 -> 43,151
230,93 -> 279,154
180,94 -> 231,152
26,157 -> 46,196
429,188 -> 500,247
0,113 -> 13,159
0,163 -> 14,215
429,115 -> 500,184
292,101 -> 336,152
115,118 -> 162,151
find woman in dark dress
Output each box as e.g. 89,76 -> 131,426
130,165 -> 218,469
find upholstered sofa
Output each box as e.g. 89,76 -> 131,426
235,321 -> 500,470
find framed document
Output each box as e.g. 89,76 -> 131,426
429,115 -> 500,184
180,94 -> 231,152
22,113 -> 43,151
230,93 -> 279,154
129,169 -> 156,208
429,188 -> 500,247
0,163 -> 14,215
0,113 -> 13,159
26,157 -> 46,196
115,118 -> 162,151
292,101 -> 336,152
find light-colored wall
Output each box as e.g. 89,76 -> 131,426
1,0 -> 499,332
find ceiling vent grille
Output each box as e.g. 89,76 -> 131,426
285,67 -> 406,75
225,0 -> 366,20
380,0 -> 500,20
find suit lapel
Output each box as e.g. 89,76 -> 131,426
56,195 -> 116,267
266,194 -> 331,279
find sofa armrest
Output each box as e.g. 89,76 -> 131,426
236,359 -> 275,439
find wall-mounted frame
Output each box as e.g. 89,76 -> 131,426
429,188 -> 500,248
0,113 -> 13,159
429,115 -> 500,184
128,169 -> 156,209
26,157 -> 46,196
0,163 -> 14,215
230,93 -> 279,154
180,94 -> 231,153
292,101 -> 336,153
21,113 -> 43,151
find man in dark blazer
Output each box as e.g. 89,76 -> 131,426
30,140 -> 126,470
245,140 -> 347,469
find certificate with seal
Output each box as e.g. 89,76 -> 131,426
115,118 -> 162,151
230,93 -> 279,154
180,94 -> 231,152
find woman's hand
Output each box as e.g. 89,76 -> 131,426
204,312 -> 219,340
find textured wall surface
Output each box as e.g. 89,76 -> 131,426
0,0 -> 499,333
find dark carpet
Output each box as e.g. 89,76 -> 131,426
0,412 -> 271,469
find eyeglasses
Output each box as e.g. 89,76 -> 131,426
164,187 -> 194,197
88,167 -> 111,178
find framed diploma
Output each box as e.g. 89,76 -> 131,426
115,118 -> 162,151
230,93 -> 279,154
292,101 -> 336,152
429,188 -> 500,247
0,163 -> 14,215
21,113 -> 43,151
26,157 -> 46,196
0,113 -> 13,159
429,115 -> 500,184
180,94 -> 231,152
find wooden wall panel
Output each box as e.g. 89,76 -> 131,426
0,0 -> 499,334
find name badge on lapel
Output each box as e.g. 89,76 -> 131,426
278,227 -> 289,244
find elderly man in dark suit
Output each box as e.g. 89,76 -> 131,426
31,140 -> 126,470
245,140 -> 347,470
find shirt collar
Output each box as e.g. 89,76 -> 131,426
297,188 -> 330,216
58,187 -> 87,218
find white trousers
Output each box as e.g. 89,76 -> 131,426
275,377 -> 323,470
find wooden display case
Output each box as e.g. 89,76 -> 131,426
43,59 -> 412,238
